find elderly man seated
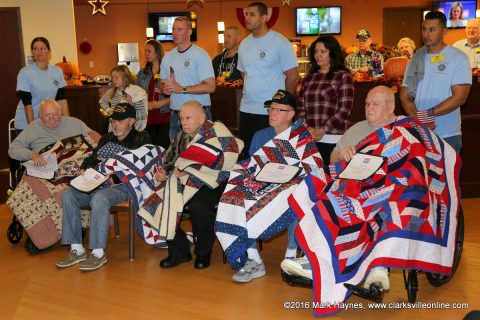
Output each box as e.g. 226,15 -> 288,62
8,99 -> 94,164
283,86 -> 461,316
56,103 -> 150,271
117,100 -> 243,270
216,90 -> 323,282
7,99 -> 98,253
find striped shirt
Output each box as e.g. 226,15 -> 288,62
297,70 -> 354,135
453,38 -> 480,68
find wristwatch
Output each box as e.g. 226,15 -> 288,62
182,87 -> 187,94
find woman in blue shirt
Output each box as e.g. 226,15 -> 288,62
15,37 -> 69,132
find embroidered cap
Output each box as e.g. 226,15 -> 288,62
264,89 -> 296,110
109,103 -> 136,120
356,29 -> 371,40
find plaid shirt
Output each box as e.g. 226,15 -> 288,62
297,70 -> 354,135
345,50 -> 384,73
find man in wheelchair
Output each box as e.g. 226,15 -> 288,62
282,86 -> 462,316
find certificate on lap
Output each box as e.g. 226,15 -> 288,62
255,162 -> 301,184
338,153 -> 385,181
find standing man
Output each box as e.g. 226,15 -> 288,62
237,1 -> 300,155
453,18 -> 480,68
161,16 -> 216,140
345,29 -> 384,74
400,11 -> 471,153
212,26 -> 243,81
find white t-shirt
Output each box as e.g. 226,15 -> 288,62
402,46 -> 471,138
160,44 -> 215,110
15,63 -> 66,130
237,30 -> 298,115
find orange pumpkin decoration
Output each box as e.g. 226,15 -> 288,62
384,56 -> 409,79
56,56 -> 80,80
344,46 -> 358,55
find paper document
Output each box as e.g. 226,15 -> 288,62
23,152 -> 58,179
338,153 -> 385,181
255,162 -> 301,184
70,168 -> 109,193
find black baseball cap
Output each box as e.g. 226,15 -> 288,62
109,103 -> 136,120
264,89 -> 296,110
356,29 -> 371,40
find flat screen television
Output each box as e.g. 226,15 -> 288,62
296,7 -> 341,36
148,12 -> 197,41
431,1 -> 477,28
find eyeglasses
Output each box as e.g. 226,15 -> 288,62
267,107 -> 292,114
42,113 -> 60,119
32,47 -> 48,52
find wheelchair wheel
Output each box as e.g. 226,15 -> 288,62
7,220 -> 23,244
403,270 -> 418,303
426,207 -> 464,287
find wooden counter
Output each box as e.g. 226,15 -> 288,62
65,85 -> 108,135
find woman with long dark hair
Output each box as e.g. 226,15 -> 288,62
136,39 -> 170,149
15,37 -> 70,133
297,35 -> 354,163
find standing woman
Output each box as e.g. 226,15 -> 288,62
99,65 -> 148,132
137,40 -> 171,149
297,35 -> 354,164
15,37 -> 69,133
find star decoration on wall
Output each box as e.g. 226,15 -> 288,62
88,0 -> 109,15
281,0 -> 291,6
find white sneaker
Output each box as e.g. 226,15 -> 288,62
232,259 -> 266,283
280,256 -> 312,280
363,267 -> 390,290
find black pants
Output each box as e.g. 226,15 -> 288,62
239,112 -> 269,160
168,184 -> 223,258
146,123 -> 170,151
316,142 -> 336,166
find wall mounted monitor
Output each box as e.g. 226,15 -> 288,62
148,12 -> 197,41
431,1 -> 477,28
296,7 -> 342,36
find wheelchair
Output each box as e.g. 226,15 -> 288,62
281,207 -> 465,304
6,119 -> 24,245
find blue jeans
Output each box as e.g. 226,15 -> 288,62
61,184 -> 129,249
169,105 -> 213,140
287,219 -> 299,250
443,135 -> 462,153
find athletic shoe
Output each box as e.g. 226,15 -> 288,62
79,254 -> 107,271
363,267 -> 390,290
56,250 -> 87,268
232,259 -> 266,283
280,256 -> 312,279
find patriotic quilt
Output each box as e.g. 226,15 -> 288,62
216,121 -> 325,269
288,117 -> 461,316
99,144 -> 166,247
135,121 -> 243,240
7,133 -> 98,249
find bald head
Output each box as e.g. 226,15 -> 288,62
365,86 -> 395,127
179,100 -> 207,137
225,26 -> 242,51
39,99 -> 62,129
466,19 -> 480,44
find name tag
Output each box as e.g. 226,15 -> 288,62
431,54 -> 445,63
475,48 -> 480,54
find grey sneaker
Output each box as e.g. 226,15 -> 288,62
79,254 -> 107,271
56,250 -> 86,268
232,259 -> 266,283
280,256 -> 312,279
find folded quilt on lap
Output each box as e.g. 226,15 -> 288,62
215,120 -> 324,269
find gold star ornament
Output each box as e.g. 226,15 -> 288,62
88,0 -> 109,15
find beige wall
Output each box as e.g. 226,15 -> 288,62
73,0 -> 477,76
0,0 -> 77,65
